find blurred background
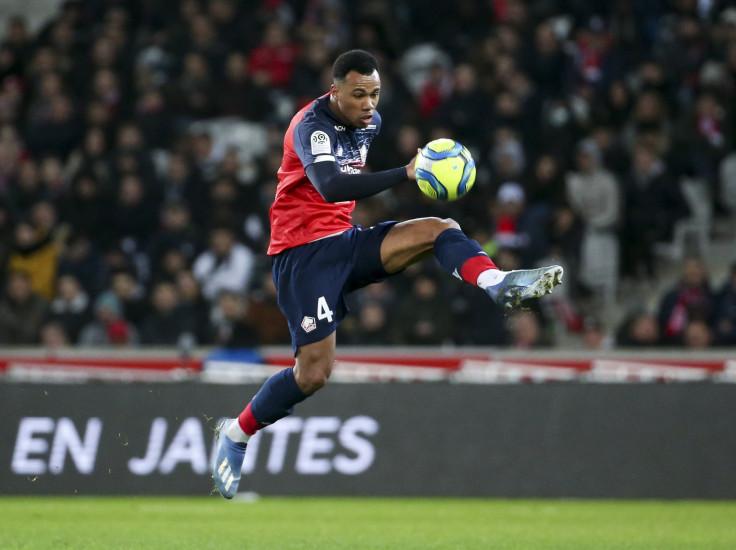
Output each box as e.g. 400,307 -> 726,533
2,0 -> 736,505
0,0 -> 735,353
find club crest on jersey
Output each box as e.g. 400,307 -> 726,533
310,131 -> 331,155
301,316 -> 317,333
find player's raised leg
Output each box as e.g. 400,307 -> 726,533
212,334 -> 334,498
379,217 -> 563,307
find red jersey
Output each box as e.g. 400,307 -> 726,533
267,94 -> 382,255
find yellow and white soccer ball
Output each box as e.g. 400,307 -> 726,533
414,138 -> 476,201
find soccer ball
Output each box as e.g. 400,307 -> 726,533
414,139 -> 476,201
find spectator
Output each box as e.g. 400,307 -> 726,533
523,154 -> 566,213
490,182 -> 548,265
682,319 -> 713,349
170,51 -> 218,120
451,283 -> 510,346
509,310 -> 550,349
109,173 -> 160,253
188,13 -> 229,75
65,127 -> 110,184
40,319 -> 70,349
657,257 -> 714,345
203,175 -> 245,232
147,200 -> 204,270
616,310 -> 662,347
38,155 -> 66,198
159,151 -> 207,220
175,268 -> 211,344
30,199 -> 68,250
8,160 -> 48,215
0,270 -> 48,344
192,224 -> 255,303
109,269 -> 148,327
210,290 -> 260,347
245,272 -> 290,345
59,173 -> 111,245
24,93 -> 80,159
342,300 -> 393,346
394,269 -> 451,346
436,63 -> 488,150
45,273 -> 92,343
3,16 -> 32,66
190,130 -> 224,182
581,316 -> 613,350
140,281 -> 196,345
620,143 -> 690,279
78,291 -> 139,347
246,19 -> 297,89
7,219 -> 59,300
522,21 -> 574,99
218,51 -> 274,120
288,41 -> 330,111
135,88 -> 174,150
57,233 -> 108,298
0,124 -> 26,194
714,262 -> 736,346
492,182 -> 529,251
565,138 -> 621,304
0,198 -> 12,273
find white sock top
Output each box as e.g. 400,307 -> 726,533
225,419 -> 251,444
476,269 -> 507,289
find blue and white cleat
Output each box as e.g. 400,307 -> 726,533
485,265 -> 564,309
212,419 -> 247,499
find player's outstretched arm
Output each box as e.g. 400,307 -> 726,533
306,159 -> 416,203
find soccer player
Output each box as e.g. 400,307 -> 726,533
213,50 -> 563,498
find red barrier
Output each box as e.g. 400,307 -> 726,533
0,348 -> 734,383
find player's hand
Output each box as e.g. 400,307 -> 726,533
405,148 -> 420,181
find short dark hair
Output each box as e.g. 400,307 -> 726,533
332,50 -> 378,81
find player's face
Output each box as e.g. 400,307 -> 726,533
330,70 -> 380,128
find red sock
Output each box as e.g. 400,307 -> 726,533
237,402 -> 262,436
460,255 -> 497,286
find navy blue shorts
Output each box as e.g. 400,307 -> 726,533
272,221 -> 398,353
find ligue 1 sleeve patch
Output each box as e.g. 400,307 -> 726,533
310,131 -> 331,155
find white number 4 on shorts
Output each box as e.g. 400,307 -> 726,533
317,296 -> 334,322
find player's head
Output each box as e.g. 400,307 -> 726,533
329,49 -> 380,129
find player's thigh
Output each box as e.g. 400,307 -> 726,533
272,244 -> 349,353
380,217 -> 460,273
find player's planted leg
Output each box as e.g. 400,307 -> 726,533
212,339 -> 331,499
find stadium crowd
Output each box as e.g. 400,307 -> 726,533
1,0 -> 736,350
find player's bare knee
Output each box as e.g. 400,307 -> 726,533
294,361 -> 332,394
298,369 -> 329,394
409,217 -> 460,253
439,217 -> 460,232
428,217 -> 460,241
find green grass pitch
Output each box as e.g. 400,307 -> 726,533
1,497 -> 735,549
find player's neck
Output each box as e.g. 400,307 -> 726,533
327,96 -> 352,127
